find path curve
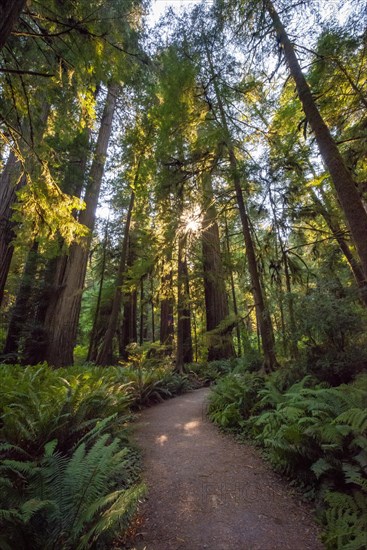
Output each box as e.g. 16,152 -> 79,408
131,388 -> 323,550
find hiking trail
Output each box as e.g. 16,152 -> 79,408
130,387 -> 323,550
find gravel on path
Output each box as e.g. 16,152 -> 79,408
130,387 -> 323,550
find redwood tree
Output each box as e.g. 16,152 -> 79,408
0,0 -> 26,51
44,82 -> 119,366
201,170 -> 235,360
264,0 -> 367,283
0,153 -> 20,307
176,233 -> 193,372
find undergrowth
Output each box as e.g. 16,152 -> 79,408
0,361 -> 194,549
208,366 -> 367,549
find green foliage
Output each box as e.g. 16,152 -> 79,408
208,372 -> 265,430
0,364 -> 144,549
208,369 -> 367,547
123,364 -> 191,407
294,284 -> 367,384
0,437 -> 145,549
115,343 -> 192,407
0,364 -> 133,453
323,490 -> 367,550
231,348 -> 263,373
187,359 -> 237,384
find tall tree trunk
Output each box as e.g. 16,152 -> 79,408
201,172 -> 234,360
204,41 -> 277,370
150,274 -> 155,342
87,220 -> 109,362
21,257 -> 57,365
119,233 -> 138,359
44,82 -> 119,366
0,152 -> 20,307
231,160 -> 278,371
268,186 -> 298,359
96,189 -> 135,365
224,215 -> 241,357
1,241 -> 39,361
120,290 -> 138,360
139,276 -> 147,345
23,128 -> 92,364
283,254 -> 298,358
0,104 -> 50,308
192,307 -> 198,362
0,0 -> 26,51
265,0 -> 367,283
176,233 -> 193,372
160,250 -> 174,354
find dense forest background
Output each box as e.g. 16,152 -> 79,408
0,0 -> 366,548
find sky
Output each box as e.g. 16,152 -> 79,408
148,0 -> 204,24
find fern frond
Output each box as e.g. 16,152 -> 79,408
335,408 -> 367,432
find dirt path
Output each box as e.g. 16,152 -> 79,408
130,387 -> 323,550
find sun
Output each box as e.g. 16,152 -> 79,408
186,217 -> 200,233
181,205 -> 202,234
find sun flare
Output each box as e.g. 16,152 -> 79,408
181,205 -> 201,234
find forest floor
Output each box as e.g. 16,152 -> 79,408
128,387 -> 323,550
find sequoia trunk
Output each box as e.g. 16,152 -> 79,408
96,189 -> 135,365
0,152 -> 20,307
160,266 -> 174,354
176,233 -> 193,372
0,0 -> 26,50
201,172 -> 234,360
2,241 -> 39,361
44,83 -> 118,366
204,41 -> 277,370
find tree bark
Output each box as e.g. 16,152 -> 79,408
224,215 -> 241,356
119,233 -> 138,359
22,128 -> 91,364
265,0 -> 367,282
44,82 -> 119,366
139,276 -> 147,345
120,290 -> 137,360
176,233 -> 193,372
150,274 -> 155,342
201,171 -> 234,360
268,186 -> 298,359
0,104 -> 50,308
160,265 -> 174,354
87,220 -> 109,361
1,241 -> 39,361
230,153 -> 278,371
21,257 -> 57,365
0,152 -> 20,307
0,0 -> 26,51
96,189 -> 135,365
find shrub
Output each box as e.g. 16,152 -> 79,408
231,347 -> 263,373
295,285 -> 367,384
123,365 -> 191,408
249,375 -> 367,548
208,372 -> 265,430
207,371 -> 367,547
0,364 -> 143,549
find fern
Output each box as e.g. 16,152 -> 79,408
0,364 -> 146,549
208,371 -> 367,547
335,408 -> 367,432
323,490 -> 367,549
0,435 -> 144,549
